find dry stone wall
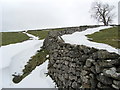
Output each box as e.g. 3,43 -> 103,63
43,26 -> 120,89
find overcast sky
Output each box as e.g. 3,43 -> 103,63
118,1 -> 120,24
1,0 -> 119,32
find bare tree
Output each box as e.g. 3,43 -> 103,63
90,1 -> 115,26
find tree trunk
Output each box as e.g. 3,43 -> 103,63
103,16 -> 108,26
104,22 -> 108,26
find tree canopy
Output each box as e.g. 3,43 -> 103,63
90,1 -> 115,25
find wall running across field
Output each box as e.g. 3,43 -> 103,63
43,26 -> 120,89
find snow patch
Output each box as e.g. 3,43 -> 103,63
46,55 -> 49,58
13,60 -> 56,88
62,26 -> 119,54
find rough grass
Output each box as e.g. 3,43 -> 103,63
86,26 -> 120,49
27,28 -> 64,40
1,32 -> 29,46
12,48 -> 49,83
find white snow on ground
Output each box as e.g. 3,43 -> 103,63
62,26 -> 119,55
23,32 -> 39,40
13,60 -> 56,88
0,32 -> 56,89
1,40 -> 43,71
1,40 -> 44,88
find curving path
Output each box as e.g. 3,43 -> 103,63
62,26 -> 119,55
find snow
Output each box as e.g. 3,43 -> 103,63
1,40 -> 43,70
23,32 -> 39,40
0,32 -> 56,89
62,26 -> 119,55
13,60 -> 56,88
46,55 -> 49,58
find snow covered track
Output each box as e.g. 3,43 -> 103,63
0,32 -> 56,89
62,26 -> 119,55
23,32 -> 39,40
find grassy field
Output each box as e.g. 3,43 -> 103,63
86,26 -> 120,49
13,48 -> 49,83
27,28 -> 64,40
1,32 -> 30,46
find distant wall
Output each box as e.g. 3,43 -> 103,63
43,26 -> 120,89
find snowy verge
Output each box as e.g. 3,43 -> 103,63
62,26 -> 119,55
13,60 -> 56,88
1,40 -> 43,69
1,39 -> 44,88
0,31 -> 56,89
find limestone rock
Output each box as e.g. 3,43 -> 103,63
117,67 -> 120,73
113,80 -> 120,88
90,66 -> 96,74
69,63 -> 76,68
64,61 -> 69,66
103,67 -> 120,80
97,74 -> 112,85
72,81 -> 78,88
90,78 -> 97,88
95,63 -> 101,73
112,84 -> 120,90
85,59 -> 94,67
81,70 -> 88,76
97,50 -> 111,60
69,75 -> 77,81
97,82 -> 111,89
